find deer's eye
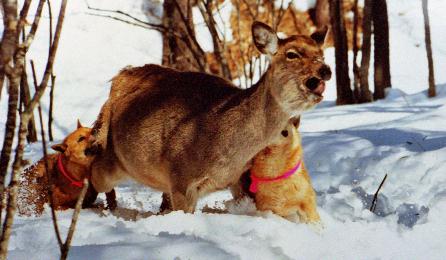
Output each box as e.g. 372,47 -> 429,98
286,50 -> 301,60
78,136 -> 85,142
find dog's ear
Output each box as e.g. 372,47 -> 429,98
51,143 -> 67,153
252,21 -> 278,56
77,119 -> 83,129
311,26 -> 329,47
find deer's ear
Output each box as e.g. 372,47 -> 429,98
252,21 -> 278,55
51,143 -> 67,153
311,26 -> 329,46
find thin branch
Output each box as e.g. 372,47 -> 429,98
84,0 -> 165,31
27,0 -> 67,114
47,0 -> 54,141
85,12 -> 158,31
370,174 -> 388,212
21,0 -> 45,49
16,0 -> 32,36
31,60 -> 63,247
60,179 -> 89,260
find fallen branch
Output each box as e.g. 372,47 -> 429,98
370,174 -> 388,212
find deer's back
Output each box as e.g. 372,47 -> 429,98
107,64 -> 252,185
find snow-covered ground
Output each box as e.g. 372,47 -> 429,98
1,0 -> 446,259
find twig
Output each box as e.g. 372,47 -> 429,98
31,60 -> 63,248
85,12 -> 156,30
84,0 -> 165,31
370,174 -> 388,212
22,0 -> 46,49
47,0 -> 55,141
60,179 -> 89,260
48,75 -> 55,141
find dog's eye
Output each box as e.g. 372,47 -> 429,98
281,130 -> 289,137
286,50 -> 301,60
78,136 -> 85,142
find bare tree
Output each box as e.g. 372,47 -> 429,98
330,0 -> 354,105
372,0 -> 391,100
422,0 -> 436,97
0,0 -> 69,257
357,0 -> 373,103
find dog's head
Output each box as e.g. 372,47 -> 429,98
264,116 -> 302,157
252,22 -> 331,116
51,120 -> 94,166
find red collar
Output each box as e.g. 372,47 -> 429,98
57,154 -> 84,188
249,160 -> 301,193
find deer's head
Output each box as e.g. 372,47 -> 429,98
252,21 -> 331,116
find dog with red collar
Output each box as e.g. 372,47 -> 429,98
235,117 -> 321,224
18,121 -> 116,216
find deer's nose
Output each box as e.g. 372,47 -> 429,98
318,65 -> 331,81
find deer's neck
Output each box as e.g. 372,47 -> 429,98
252,68 -> 289,132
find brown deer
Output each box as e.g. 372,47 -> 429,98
90,22 -> 331,213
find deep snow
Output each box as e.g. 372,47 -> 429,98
1,0 -> 446,259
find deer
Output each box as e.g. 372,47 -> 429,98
89,21 -> 331,213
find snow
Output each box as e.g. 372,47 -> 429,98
1,0 -> 446,259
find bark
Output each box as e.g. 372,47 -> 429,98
19,67 -> 38,143
0,0 -> 19,221
358,0 -> 373,103
330,0 -> 354,105
372,0 -> 391,100
162,0 -> 206,71
352,0 -> 360,101
422,0 -> 436,97
315,0 -> 330,28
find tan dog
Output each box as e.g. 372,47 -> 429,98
236,117 -> 320,223
18,121 -> 116,216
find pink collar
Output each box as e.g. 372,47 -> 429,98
249,160 -> 302,193
57,154 -> 83,188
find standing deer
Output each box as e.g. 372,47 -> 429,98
90,22 -> 331,213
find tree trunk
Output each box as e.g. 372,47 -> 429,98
372,0 -> 391,100
19,68 -> 38,143
0,0 -> 19,209
358,0 -> 373,103
162,0 -> 205,72
330,0 -> 354,105
352,0 -> 360,101
315,0 -> 330,28
422,0 -> 436,97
